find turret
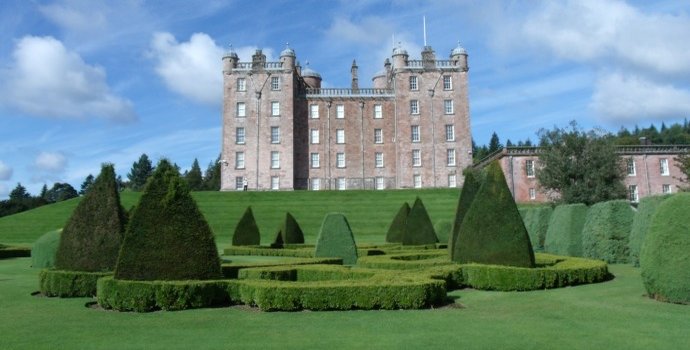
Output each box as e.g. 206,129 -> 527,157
302,64 -> 321,89
280,43 -> 296,71
351,60 -> 359,91
392,43 -> 408,69
222,45 -> 238,74
450,42 -> 468,72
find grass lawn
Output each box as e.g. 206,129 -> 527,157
0,257 -> 687,349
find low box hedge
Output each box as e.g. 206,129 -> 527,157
39,269 -> 112,297
357,251 -> 449,270
0,246 -> 31,259
223,246 -> 315,258
221,257 -> 343,278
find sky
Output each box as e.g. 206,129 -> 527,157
1,0 -> 690,199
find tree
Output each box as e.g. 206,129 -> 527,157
185,159 -> 203,191
203,156 -> 221,191
44,183 -> 79,202
127,154 -> 154,191
488,132 -> 502,153
537,121 -> 626,205
9,183 -> 30,201
80,174 -> 94,195
676,151 -> 690,191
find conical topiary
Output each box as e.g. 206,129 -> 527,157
31,229 -> 62,268
314,213 -> 358,265
402,197 -> 438,245
449,170 -> 481,259
55,164 -> 126,272
453,161 -> 535,267
232,206 -> 261,246
385,202 -> 410,243
272,212 -> 305,247
434,220 -> 452,244
114,160 -> 221,281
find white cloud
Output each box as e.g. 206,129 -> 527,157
591,72 -> 690,122
34,151 -> 68,172
0,36 -> 136,122
0,160 -> 12,181
39,1 -> 108,35
326,17 -> 395,46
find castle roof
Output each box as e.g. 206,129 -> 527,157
451,42 -> 467,56
302,67 -> 321,78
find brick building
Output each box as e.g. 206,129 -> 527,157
220,43 -> 472,191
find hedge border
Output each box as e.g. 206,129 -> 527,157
0,246 -> 31,259
221,257 -> 343,278
223,244 -> 427,258
39,269 -> 112,297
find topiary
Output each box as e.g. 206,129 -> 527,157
581,200 -> 634,263
114,159 -> 221,281
272,212 -> 305,247
453,161 -> 535,267
55,164 -> 126,272
402,197 -> 438,245
449,170 -> 481,259
232,206 -> 261,246
641,193 -> 690,304
521,206 -> 554,252
314,213 -> 358,265
385,202 -> 409,243
31,229 -> 62,268
629,195 -> 670,267
543,203 -> 589,257
434,220 -> 452,245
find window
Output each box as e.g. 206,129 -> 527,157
271,76 -> 280,91
235,152 -> 245,169
311,178 -> 321,191
337,178 -> 346,190
662,184 -> 672,194
236,127 -> 245,144
444,100 -> 454,114
626,158 -> 636,176
336,104 -> 344,119
375,152 -> 384,168
271,101 -> 280,116
413,174 -> 422,188
412,149 -> 421,167
336,129 -> 345,144
526,160 -> 535,178
410,100 -> 419,115
235,177 -> 244,190
271,176 -> 279,190
310,104 -> 319,118
310,129 -> 319,144
270,126 -> 280,143
375,177 -> 385,190
445,124 -> 455,141
409,76 -> 418,91
336,153 -> 346,168
660,158 -> 669,176
237,78 -> 246,91
311,153 -> 320,168
374,104 -> 382,119
411,125 -> 420,142
443,75 -> 452,90
447,149 -> 456,166
529,188 -> 536,200
374,129 -> 383,144
448,174 -> 457,188
628,185 -> 639,202
270,151 -> 280,169
236,102 -> 246,117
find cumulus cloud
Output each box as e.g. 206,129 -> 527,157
34,151 -> 68,172
0,161 -> 12,181
0,36 -> 136,122
591,73 -> 690,122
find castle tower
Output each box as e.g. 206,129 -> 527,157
222,45 -> 238,74
351,60 -> 359,91
450,42 -> 468,72
280,43 -> 296,71
392,43 -> 408,70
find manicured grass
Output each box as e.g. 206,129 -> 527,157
0,257 -> 687,349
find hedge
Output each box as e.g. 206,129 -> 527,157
449,170 -> 481,260
385,202 -> 410,243
641,193 -> 690,304
314,213 -> 358,265
402,197 -> 438,245
31,230 -> 61,268
629,195 -> 670,267
582,200 -> 634,263
233,206 -> 261,246
520,206 -> 553,252
433,220 -> 452,246
357,251 -> 451,270
221,257 -> 343,278
544,203 -> 589,257
0,246 -> 31,259
39,269 -> 112,297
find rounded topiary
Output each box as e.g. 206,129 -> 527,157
232,206 -> 261,246
55,164 -> 126,272
31,229 -> 62,268
272,212 -> 304,247
449,170 -> 481,259
114,160 -> 221,281
385,202 -> 410,243
640,193 -> 690,304
314,213 -> 358,265
629,195 -> 669,266
453,161 -> 535,267
581,200 -> 634,263
544,203 -> 589,257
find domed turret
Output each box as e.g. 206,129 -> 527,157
392,42 -> 408,69
372,69 -> 387,89
450,41 -> 468,71
301,64 -> 321,88
222,44 -> 239,73
280,43 -> 296,70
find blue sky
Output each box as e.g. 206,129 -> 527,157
1,0 -> 690,198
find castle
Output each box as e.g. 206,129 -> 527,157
220,43 -> 473,191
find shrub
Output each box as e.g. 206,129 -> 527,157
453,161 -> 535,267
449,170 -> 481,260
402,197 -> 438,245
385,202 -> 409,243
232,206 -> 261,246
434,220 -> 452,244
544,203 -> 589,257
521,206 -> 554,252
271,212 -> 304,247
357,251 -> 451,270
115,160 -> 222,281
224,245 -> 315,258
55,164 -> 126,272
582,200 -> 634,263
31,229 -> 61,268
221,257 -> 342,278
314,213 -> 358,265
39,269 -> 111,297
629,195 -> 670,266
641,193 -> 690,304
